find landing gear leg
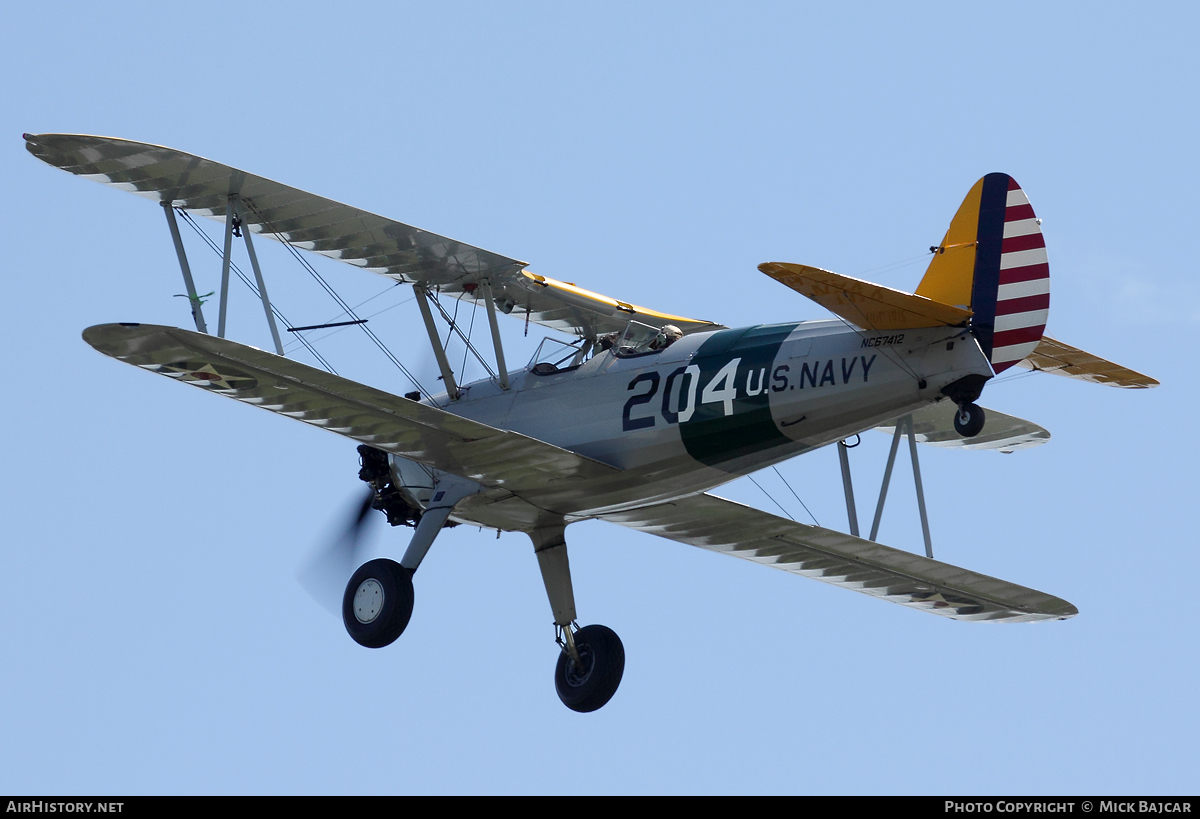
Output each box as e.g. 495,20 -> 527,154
342,474 -> 479,648
530,523 -> 625,713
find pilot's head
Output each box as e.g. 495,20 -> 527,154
651,324 -> 683,350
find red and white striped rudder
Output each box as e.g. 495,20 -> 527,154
916,173 -> 1049,374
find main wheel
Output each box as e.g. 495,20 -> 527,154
953,402 -> 986,438
342,558 -> 414,648
555,624 -> 625,713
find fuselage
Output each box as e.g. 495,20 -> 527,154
393,319 -> 993,530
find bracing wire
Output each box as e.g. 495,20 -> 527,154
987,367 -> 1041,386
176,210 -> 337,374
440,288 -> 460,353
282,283 -> 408,351
827,313 -> 930,387
241,202 -> 433,402
772,463 -> 820,525
831,247 -> 1044,390
747,474 -> 795,522
813,246 -> 941,387
460,298 -> 479,382
427,290 -> 498,379
310,281 -> 404,327
850,250 -> 935,279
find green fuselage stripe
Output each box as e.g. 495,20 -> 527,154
680,323 -> 799,469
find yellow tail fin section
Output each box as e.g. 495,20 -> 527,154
915,178 -> 985,310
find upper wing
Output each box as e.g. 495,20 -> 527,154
1017,335 -> 1159,388
82,322 -> 620,501
759,262 -> 973,330
26,133 -> 723,340
599,493 -> 1076,622
877,402 -> 1050,453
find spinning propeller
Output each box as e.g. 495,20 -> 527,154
298,446 -> 424,615
297,486 -> 377,616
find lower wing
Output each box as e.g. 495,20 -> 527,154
82,323 -> 620,500
598,493 -> 1076,622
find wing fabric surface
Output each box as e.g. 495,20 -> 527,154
599,493 -> 1076,622
82,323 -> 619,499
26,134 -> 722,340
759,262 -> 973,330
1017,335 -> 1158,388
878,402 -> 1050,453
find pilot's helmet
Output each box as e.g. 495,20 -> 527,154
650,324 -> 683,351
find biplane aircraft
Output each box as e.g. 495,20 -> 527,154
25,134 -> 1157,713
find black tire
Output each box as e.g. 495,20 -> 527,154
342,558 -> 414,649
953,402 -> 986,438
555,624 -> 625,713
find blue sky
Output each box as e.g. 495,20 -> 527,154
2,1 -> 1196,794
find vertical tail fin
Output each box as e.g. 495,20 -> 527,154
916,174 -> 1050,373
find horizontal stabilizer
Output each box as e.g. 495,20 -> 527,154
1017,335 -> 1159,388
600,493 -> 1075,622
878,402 -> 1050,453
759,262 -> 972,330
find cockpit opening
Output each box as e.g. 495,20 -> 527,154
527,321 -> 684,375
528,336 -> 590,375
602,320 -> 683,358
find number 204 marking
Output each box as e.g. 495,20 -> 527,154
621,360 -> 736,432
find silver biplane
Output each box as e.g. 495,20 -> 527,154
25,134 -> 1157,713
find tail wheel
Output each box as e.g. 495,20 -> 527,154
954,402 -> 986,438
342,558 -> 414,648
555,625 -> 625,713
